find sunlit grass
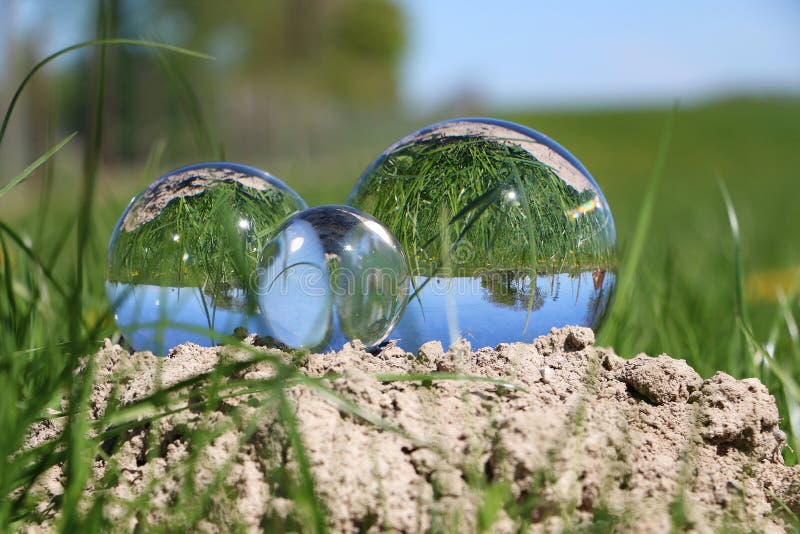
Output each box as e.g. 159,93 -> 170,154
348,132 -> 616,278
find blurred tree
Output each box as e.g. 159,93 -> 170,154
157,0 -> 405,103
104,0 -> 406,161
2,0 -> 406,166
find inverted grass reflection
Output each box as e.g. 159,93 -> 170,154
106,163 -> 307,353
350,130 -> 616,278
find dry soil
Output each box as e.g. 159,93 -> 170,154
23,327 -> 800,532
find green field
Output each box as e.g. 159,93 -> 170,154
2,83 -> 799,528
291,97 -> 800,375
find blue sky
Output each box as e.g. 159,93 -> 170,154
396,0 -> 800,109
1,0 -> 799,110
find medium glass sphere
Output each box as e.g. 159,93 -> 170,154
106,162 -> 307,354
256,205 -> 410,352
347,118 -> 617,351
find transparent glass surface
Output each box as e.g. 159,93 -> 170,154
257,205 -> 410,352
106,162 -> 307,355
347,118 -> 617,350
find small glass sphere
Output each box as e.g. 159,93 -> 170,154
106,162 -> 307,354
256,205 -> 410,352
347,118 -> 617,351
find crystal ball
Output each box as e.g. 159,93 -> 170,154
256,205 -> 410,352
106,162 -> 307,354
347,118 -> 617,351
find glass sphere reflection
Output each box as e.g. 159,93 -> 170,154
106,162 -> 307,354
347,118 -> 617,351
256,205 -> 410,352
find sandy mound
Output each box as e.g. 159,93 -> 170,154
23,327 -> 799,532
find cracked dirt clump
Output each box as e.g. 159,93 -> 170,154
621,353 -> 703,404
20,327 -> 800,533
697,371 -> 782,459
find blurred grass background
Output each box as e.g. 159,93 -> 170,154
1,0 -> 799,426
0,1 -> 799,525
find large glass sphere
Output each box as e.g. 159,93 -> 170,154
106,162 -> 307,354
347,118 -> 617,351
256,205 -> 410,352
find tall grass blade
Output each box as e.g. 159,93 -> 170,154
0,39 -> 213,147
154,48 -> 219,158
738,316 -> 800,461
34,108 -> 58,244
476,482 -> 511,533
0,132 -> 77,197
278,393 -> 329,534
601,106 -> 676,345
774,292 -> 800,460
738,318 -> 800,409
60,4 -> 113,526
617,108 -> 674,294
0,234 -> 17,332
719,178 -> 753,376
140,138 -> 167,188
0,221 -> 69,299
375,372 -> 528,392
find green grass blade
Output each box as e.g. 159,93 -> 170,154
0,39 -> 213,147
601,106 -> 676,344
618,107 -> 675,297
140,138 -> 167,188
153,48 -> 219,158
297,375 -> 432,449
0,234 -> 17,334
278,393 -> 329,534
375,372 -> 528,393
70,29 -> 109,349
0,221 -> 69,299
476,481 -> 511,533
737,316 -> 800,461
719,178 -> 752,376
767,489 -> 800,530
508,164 -> 539,331
58,356 -> 96,531
34,108 -> 58,244
59,5 -> 114,524
738,318 -> 800,403
0,132 -> 77,198
774,292 -> 800,459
